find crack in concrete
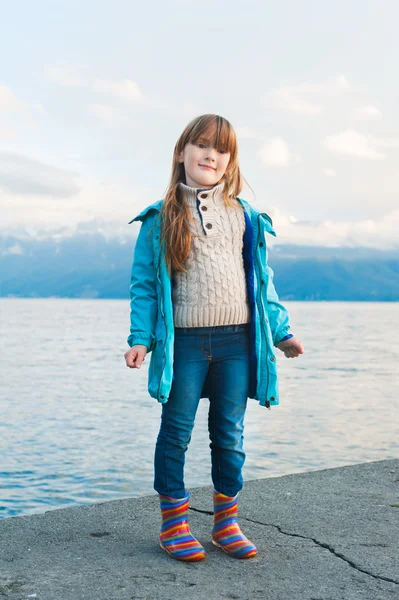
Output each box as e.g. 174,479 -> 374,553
189,507 -> 398,586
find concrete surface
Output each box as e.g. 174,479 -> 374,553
0,458 -> 398,600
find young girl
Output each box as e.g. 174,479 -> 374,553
124,114 -> 304,562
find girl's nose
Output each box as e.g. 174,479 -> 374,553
205,147 -> 218,160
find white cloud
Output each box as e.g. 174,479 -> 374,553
258,137 -> 292,167
236,127 -> 259,139
44,64 -> 170,118
45,63 -> 87,87
294,74 -> 350,95
45,65 -> 144,103
267,74 -> 350,116
93,79 -> 143,102
2,243 -> 23,256
268,206 -> 399,249
0,151 -> 80,197
88,103 -> 117,125
0,126 -> 14,140
0,180 -> 152,231
32,103 -> 47,117
372,137 -> 399,149
323,129 -> 385,160
182,102 -> 198,117
64,153 -> 81,161
0,86 -> 23,111
272,90 -> 325,116
322,168 -> 336,176
1,177 -> 397,250
354,105 -> 382,120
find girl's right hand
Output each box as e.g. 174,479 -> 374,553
124,345 -> 148,369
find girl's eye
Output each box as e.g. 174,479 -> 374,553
197,142 -> 227,154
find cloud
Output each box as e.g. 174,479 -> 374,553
268,206 -> 399,249
93,79 -> 143,102
0,88 -> 47,138
88,103 -> 118,125
32,103 -> 47,117
0,86 -> 23,111
0,152 -> 80,197
2,243 -> 23,256
2,188 -> 397,250
236,127 -> 260,139
354,105 -> 382,120
272,91 -> 325,116
323,129 -> 385,160
44,63 -> 87,87
258,137 -> 301,167
267,74 -> 350,116
0,179 -> 152,232
291,74 -> 350,96
1,173 -> 397,250
373,137 -> 399,149
0,126 -> 14,140
45,64 -> 144,103
44,63 -> 170,120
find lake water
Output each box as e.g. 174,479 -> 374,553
0,299 -> 398,519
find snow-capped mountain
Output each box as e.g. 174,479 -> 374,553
1,223 -> 398,300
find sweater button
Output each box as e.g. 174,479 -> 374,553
205,223 -> 212,229
201,205 -> 208,211
200,193 -> 208,199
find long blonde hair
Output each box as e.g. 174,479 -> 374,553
160,114 -> 250,274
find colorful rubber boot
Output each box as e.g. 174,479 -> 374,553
212,490 -> 258,558
159,491 -> 206,561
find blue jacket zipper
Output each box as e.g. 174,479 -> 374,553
156,260 -> 167,400
255,215 -> 271,409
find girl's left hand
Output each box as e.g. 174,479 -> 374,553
276,337 -> 304,358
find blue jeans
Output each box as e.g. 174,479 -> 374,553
154,323 -> 250,498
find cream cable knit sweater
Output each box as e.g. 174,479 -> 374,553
172,180 -> 251,328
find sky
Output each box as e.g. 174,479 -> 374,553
1,0 -> 399,248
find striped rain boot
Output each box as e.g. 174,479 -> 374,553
159,491 -> 206,561
212,490 -> 258,559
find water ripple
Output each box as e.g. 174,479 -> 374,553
1,299 -> 398,518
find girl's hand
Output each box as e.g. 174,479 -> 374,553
276,337 -> 304,359
124,345 -> 148,369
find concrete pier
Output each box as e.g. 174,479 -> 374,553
0,459 -> 398,599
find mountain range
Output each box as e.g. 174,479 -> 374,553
1,220 -> 398,301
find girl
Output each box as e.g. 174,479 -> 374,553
124,114 -> 304,562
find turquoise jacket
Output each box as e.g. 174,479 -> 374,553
127,197 -> 291,410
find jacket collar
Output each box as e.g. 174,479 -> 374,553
128,199 -> 164,224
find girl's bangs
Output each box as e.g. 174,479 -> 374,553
190,120 -> 236,154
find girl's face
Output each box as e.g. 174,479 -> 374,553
178,138 -> 231,188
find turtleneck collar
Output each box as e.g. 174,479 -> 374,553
178,180 -> 226,208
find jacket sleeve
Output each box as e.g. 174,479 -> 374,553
264,263 -> 292,346
127,217 -> 158,352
